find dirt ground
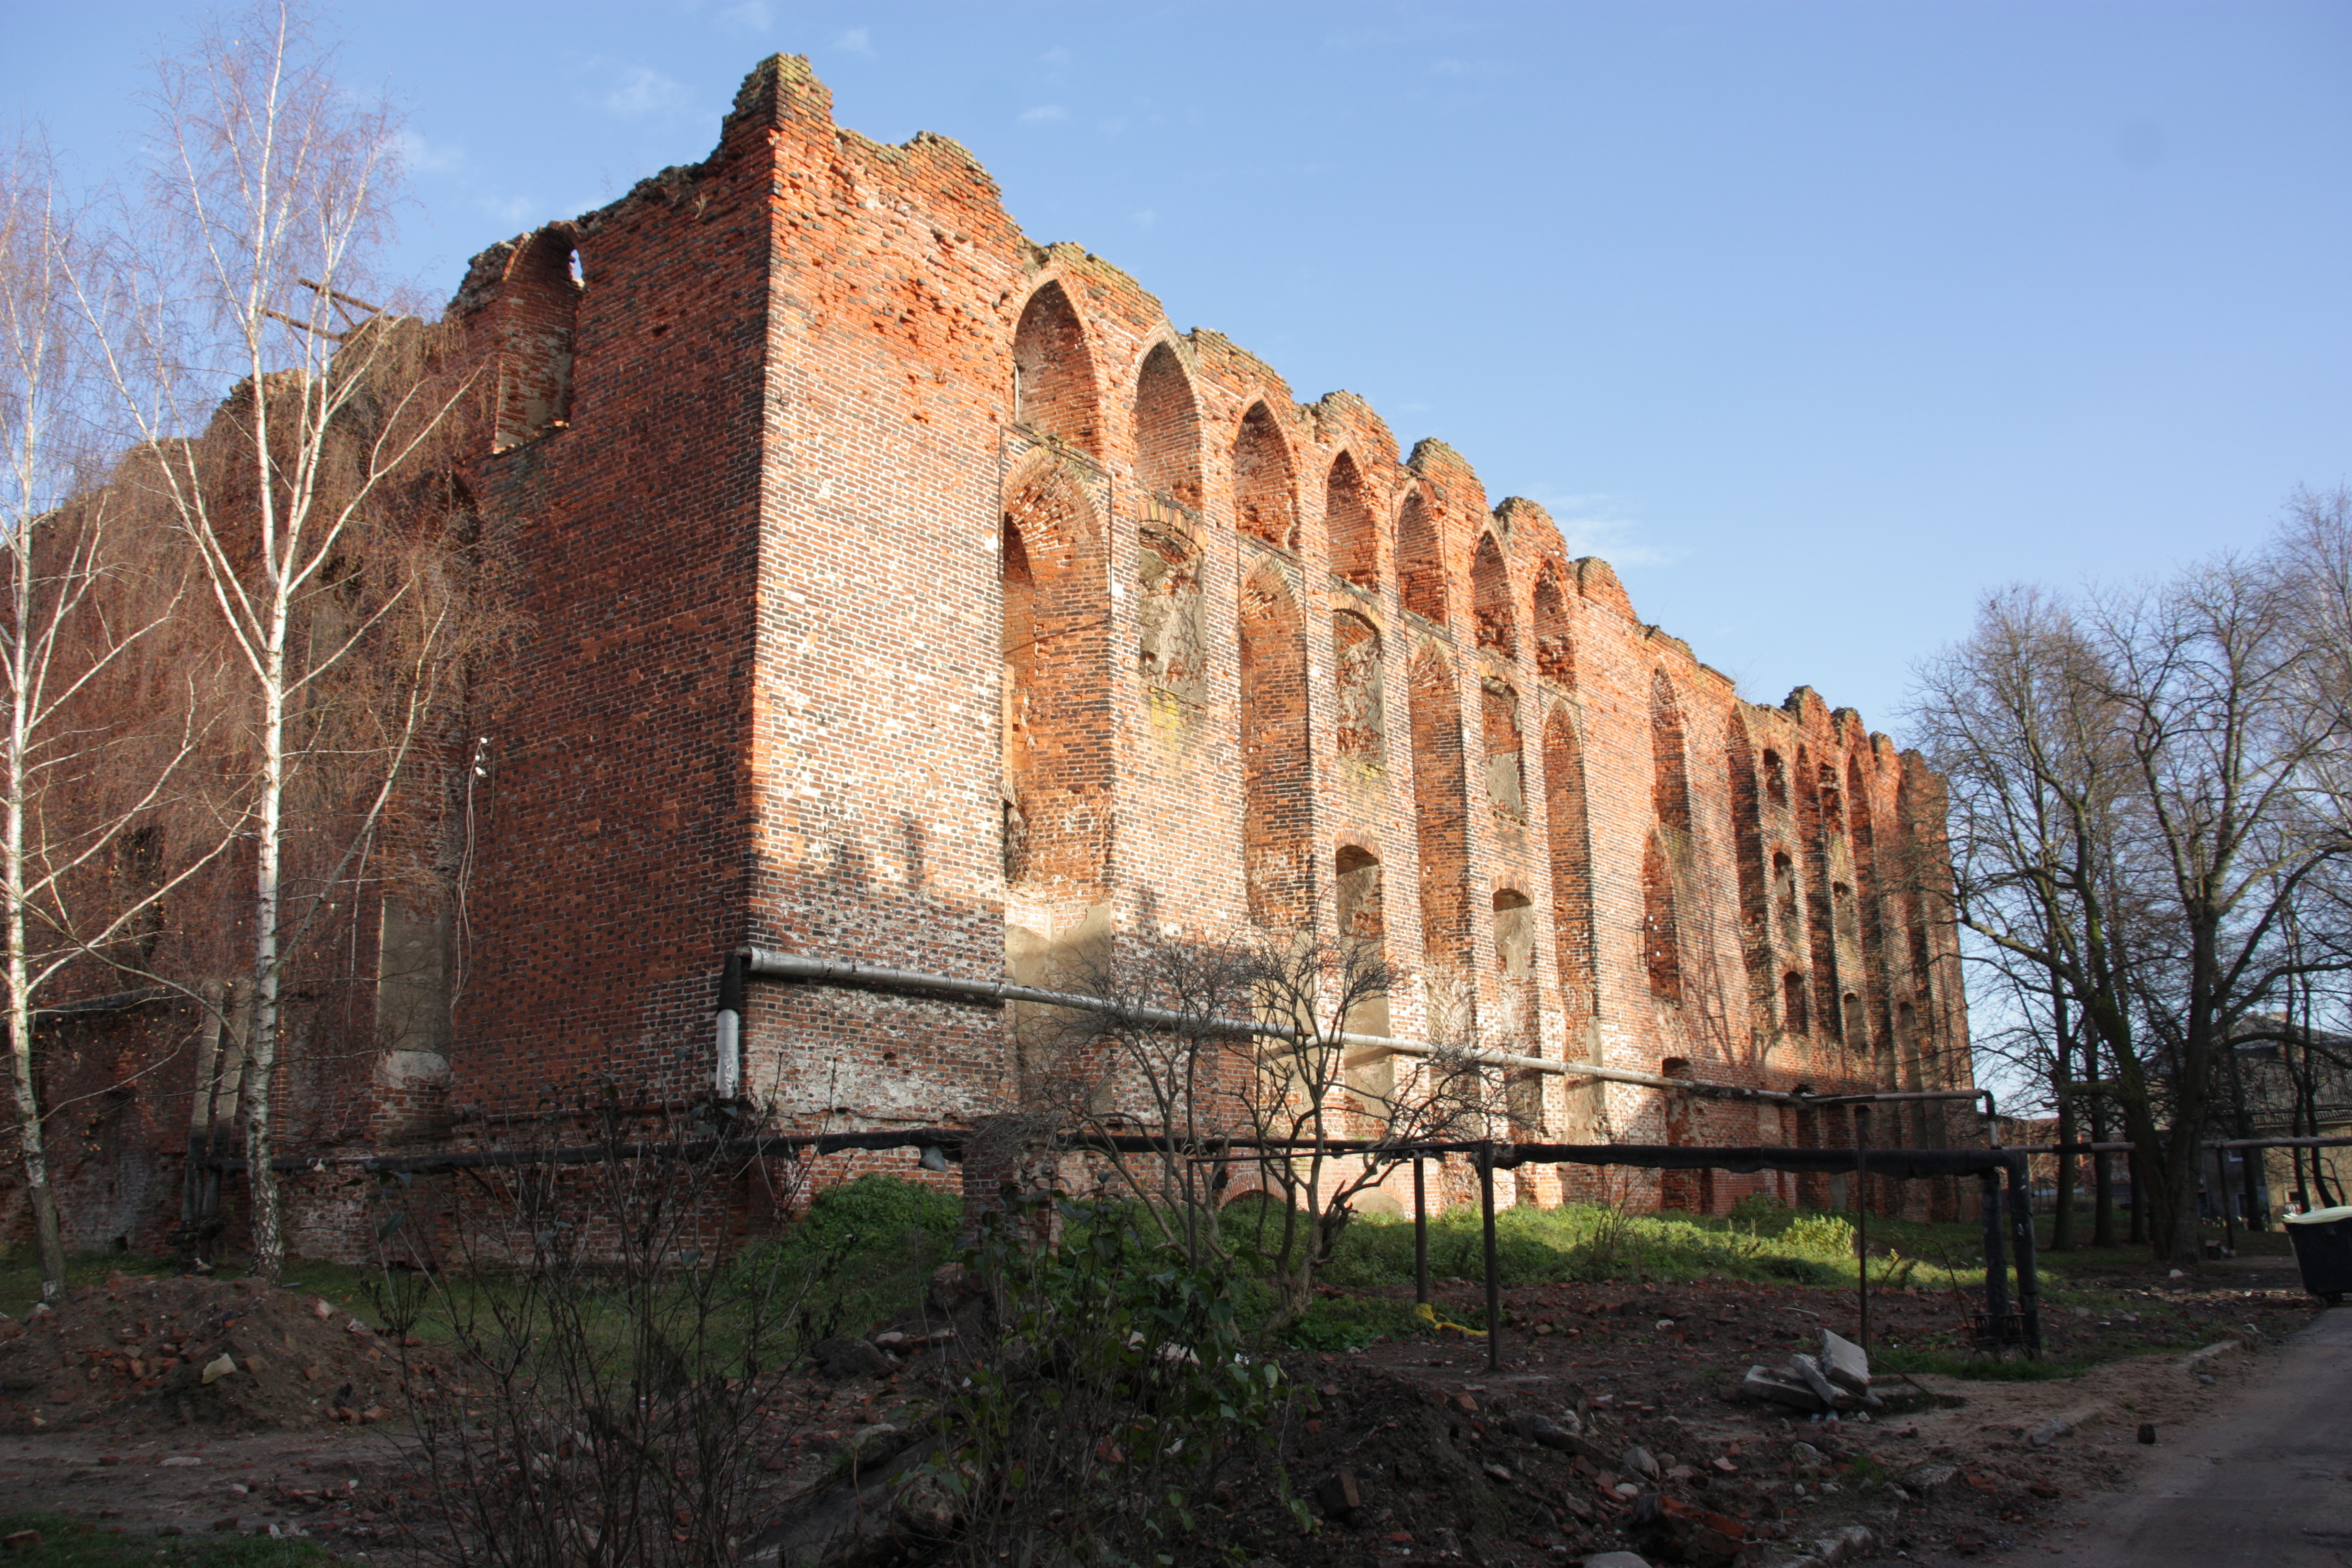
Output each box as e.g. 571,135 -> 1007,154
0,1249 -> 2329,1564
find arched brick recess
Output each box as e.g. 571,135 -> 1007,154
1642,834 -> 1683,1005
1796,750 -> 1842,1041
1472,533 -> 1516,657
1848,754 -> 1891,1069
1481,679 -> 1525,821
1542,707 -> 1597,1030
1012,280 -> 1099,454
1398,492 -> 1445,624
1233,402 -> 1295,551
1408,644 -> 1472,973
1326,452 -> 1378,587
1336,846 -> 1382,1053
1533,562 -> 1575,687
1726,708 -> 1772,1030
1649,669 -> 1692,835
1136,511 -> 1205,700
1132,341 -> 1202,507
1332,610 -> 1385,764
1239,561 -> 1311,927
1000,459 -> 1111,893
493,226 -> 580,450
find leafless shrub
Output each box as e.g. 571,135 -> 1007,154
371,1086 -> 820,1568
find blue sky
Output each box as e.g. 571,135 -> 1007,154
7,1 -> 2347,738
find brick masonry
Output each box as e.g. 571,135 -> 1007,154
12,55 -> 1974,1256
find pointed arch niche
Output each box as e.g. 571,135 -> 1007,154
1233,402 -> 1295,550
1533,564 -> 1575,686
1239,562 -> 1312,927
1398,492 -> 1446,624
1650,671 -> 1693,835
1727,709 -> 1772,1025
1408,645 -> 1472,969
1001,461 -> 1111,891
1543,707 -> 1597,1029
1333,610 -> 1386,764
1643,835 -> 1684,1005
1131,342 -> 1201,508
1482,679 -> 1525,821
1327,453 -> 1379,587
493,226 -> 581,450
1472,534 -> 1517,657
1012,281 -> 1099,454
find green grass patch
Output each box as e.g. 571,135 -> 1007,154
0,1515 -> 345,1567
729,1172 -> 962,1342
1280,1294 -> 1428,1351
1872,1347 -> 2106,1382
1306,1200 -> 1971,1293
0,1250 -> 389,1324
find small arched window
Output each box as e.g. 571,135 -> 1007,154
1763,749 -> 1788,807
1494,889 -> 1535,978
1336,846 -> 1385,940
1784,971 -> 1810,1035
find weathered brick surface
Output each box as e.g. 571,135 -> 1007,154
5,55 -> 1975,1257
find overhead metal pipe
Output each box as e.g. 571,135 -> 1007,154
737,947 -> 1987,1120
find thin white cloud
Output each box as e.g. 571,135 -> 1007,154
1037,46 -> 1073,66
1017,104 -> 1066,124
1534,492 -> 1675,568
600,67 -> 693,118
1130,208 -> 1157,228
720,1 -> 771,32
396,129 -> 466,176
477,193 -> 543,228
833,26 -> 875,56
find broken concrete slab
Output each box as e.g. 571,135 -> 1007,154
1817,1329 -> 1870,1391
1740,1364 -> 1827,1413
1789,1353 -> 1847,1409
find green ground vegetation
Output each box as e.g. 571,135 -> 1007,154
1,1180 -> 2271,1371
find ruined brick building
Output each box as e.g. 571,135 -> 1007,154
23,56 -> 1974,1257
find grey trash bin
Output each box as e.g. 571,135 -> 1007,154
2284,1205 -> 2352,1306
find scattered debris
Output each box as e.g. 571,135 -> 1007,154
0,1273 -> 434,1435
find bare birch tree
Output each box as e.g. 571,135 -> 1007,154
0,139 -> 231,1302
85,3 -> 483,1281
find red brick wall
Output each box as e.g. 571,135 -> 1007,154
8,53 -> 1979,1257
424,52 -> 1975,1224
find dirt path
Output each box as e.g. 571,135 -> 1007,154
1926,1299 -> 2352,1568
0,1425 -> 409,1545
